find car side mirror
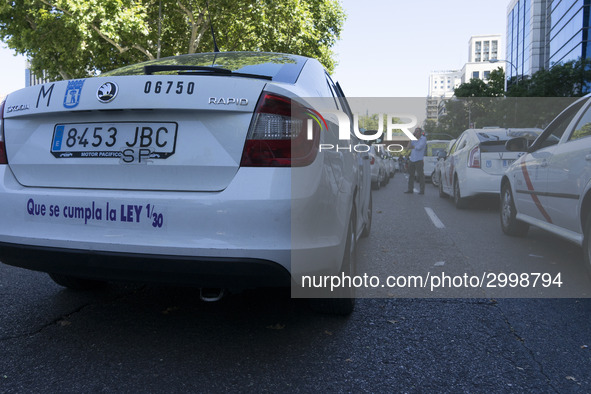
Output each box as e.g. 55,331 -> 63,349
505,137 -> 529,152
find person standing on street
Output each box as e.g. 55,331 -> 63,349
404,127 -> 427,195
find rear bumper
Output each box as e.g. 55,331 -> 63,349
0,161 -> 349,286
460,168 -> 503,197
0,242 -> 291,288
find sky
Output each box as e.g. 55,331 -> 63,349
0,0 -> 508,99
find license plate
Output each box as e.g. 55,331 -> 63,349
51,122 -> 178,159
502,159 -> 515,167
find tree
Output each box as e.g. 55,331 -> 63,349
0,0 -> 345,80
434,62 -> 586,134
508,58 -> 591,97
454,67 -> 505,98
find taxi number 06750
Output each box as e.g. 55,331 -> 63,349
144,81 -> 195,95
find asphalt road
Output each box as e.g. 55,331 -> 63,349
1,173 -> 590,392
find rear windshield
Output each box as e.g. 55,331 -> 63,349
101,52 -> 308,84
476,132 -> 509,142
426,142 -> 449,157
477,129 -> 542,152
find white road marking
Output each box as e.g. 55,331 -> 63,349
424,207 -> 445,229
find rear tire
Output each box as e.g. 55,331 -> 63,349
431,171 -> 439,187
500,182 -> 529,237
309,209 -> 356,316
48,273 -> 106,291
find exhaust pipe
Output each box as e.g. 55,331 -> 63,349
200,288 -> 225,302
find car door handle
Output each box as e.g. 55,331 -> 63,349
586,154 -> 591,161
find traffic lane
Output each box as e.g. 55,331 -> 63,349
0,174 -> 589,392
359,175 -> 591,391
0,279 -> 564,392
357,174 -> 483,298
425,179 -> 591,297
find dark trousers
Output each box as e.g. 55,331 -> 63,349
407,160 -> 425,193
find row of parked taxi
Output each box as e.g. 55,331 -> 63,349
368,145 -> 397,189
428,95 -> 591,276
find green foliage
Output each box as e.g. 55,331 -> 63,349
454,67 -> 505,98
0,0 -> 345,80
358,113 -> 382,131
428,60 -> 590,137
508,58 -> 591,97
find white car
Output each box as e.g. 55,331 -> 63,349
431,139 -> 455,188
392,156 -> 399,173
500,95 -> 591,274
439,127 -> 542,208
384,152 -> 396,178
0,52 -> 372,315
369,144 -> 387,189
424,140 -> 451,181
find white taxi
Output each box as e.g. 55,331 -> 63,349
0,52 -> 372,314
500,95 -> 591,275
424,139 -> 451,181
439,127 -> 542,209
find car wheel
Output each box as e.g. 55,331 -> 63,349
438,177 -> 447,198
500,182 -> 529,237
361,192 -> 372,238
583,214 -> 591,278
48,273 -> 106,291
431,171 -> 439,187
453,177 -> 468,209
309,209 -> 356,316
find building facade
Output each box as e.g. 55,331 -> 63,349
426,35 -> 504,123
506,0 -> 549,81
25,60 -> 51,88
462,34 -> 504,84
547,0 -> 591,65
506,0 -> 591,82
427,70 -> 463,121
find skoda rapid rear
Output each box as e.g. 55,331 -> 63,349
0,52 -> 371,314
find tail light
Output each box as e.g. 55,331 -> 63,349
468,145 -> 480,168
370,156 -> 375,165
0,100 -> 6,165
240,92 -> 319,167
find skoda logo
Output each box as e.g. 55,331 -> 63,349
97,82 -> 118,103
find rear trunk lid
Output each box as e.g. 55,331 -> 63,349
479,141 -> 522,175
3,75 -> 268,191
475,129 -> 541,175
